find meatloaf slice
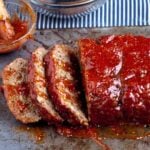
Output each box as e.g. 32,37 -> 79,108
79,37 -> 123,126
2,58 -> 41,123
28,47 -> 63,124
44,44 -> 88,126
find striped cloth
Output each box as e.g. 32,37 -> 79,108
36,0 -> 150,29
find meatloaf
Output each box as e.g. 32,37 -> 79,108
79,36 -> 123,126
28,47 -> 63,124
120,35 -> 150,124
79,35 -> 150,126
2,58 -> 41,123
44,44 -> 88,126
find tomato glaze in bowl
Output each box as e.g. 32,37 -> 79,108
0,0 -> 36,54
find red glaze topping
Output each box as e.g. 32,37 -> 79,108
79,35 -> 150,126
79,36 -> 123,126
120,36 -> 150,124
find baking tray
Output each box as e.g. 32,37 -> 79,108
0,26 -> 150,150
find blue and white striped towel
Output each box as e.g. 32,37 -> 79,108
36,0 -> 150,29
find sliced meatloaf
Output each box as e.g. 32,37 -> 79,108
44,44 -> 88,126
2,58 -> 41,123
28,47 -> 63,124
79,37 -> 123,126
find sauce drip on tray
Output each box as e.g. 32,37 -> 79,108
56,125 -> 110,150
16,125 -> 45,144
56,124 -> 150,150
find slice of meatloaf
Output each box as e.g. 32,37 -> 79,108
79,37 -> 123,126
28,47 -> 63,124
2,58 -> 41,124
44,44 -> 88,126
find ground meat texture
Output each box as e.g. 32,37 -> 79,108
28,48 -> 63,124
2,58 -> 41,124
44,45 -> 88,126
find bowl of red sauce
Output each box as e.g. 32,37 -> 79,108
0,0 -> 36,54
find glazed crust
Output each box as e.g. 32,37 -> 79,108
79,35 -> 150,126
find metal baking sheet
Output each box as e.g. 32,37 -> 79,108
0,26 -> 150,150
